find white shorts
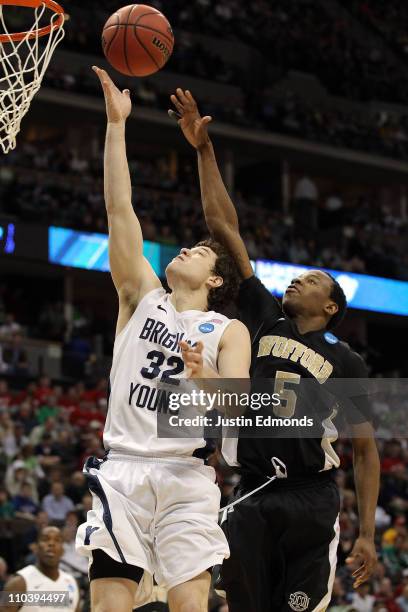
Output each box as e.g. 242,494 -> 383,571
76,453 -> 229,607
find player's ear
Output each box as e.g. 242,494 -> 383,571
207,275 -> 223,290
324,300 -> 338,317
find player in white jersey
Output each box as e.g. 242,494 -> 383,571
75,67 -> 251,612
4,527 -> 79,612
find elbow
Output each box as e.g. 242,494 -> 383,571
105,198 -> 131,216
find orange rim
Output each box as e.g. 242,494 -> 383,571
0,0 -> 64,43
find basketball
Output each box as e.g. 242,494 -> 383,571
102,4 -> 174,77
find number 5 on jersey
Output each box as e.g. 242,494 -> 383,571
273,371 -> 301,418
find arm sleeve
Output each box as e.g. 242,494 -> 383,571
237,275 -> 283,340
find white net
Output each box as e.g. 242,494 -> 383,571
0,2 -> 65,154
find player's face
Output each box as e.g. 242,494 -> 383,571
282,270 -> 338,320
165,246 -> 222,291
37,527 -> 64,568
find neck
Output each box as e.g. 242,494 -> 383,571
169,287 -> 208,313
37,563 -> 59,581
292,313 -> 327,335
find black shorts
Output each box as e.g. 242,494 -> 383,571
89,549 -> 212,585
89,549 -> 144,583
220,474 -> 340,612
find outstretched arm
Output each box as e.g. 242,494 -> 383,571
169,90 -> 253,279
94,66 -> 161,335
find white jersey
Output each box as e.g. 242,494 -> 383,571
104,287 -> 233,456
17,565 -> 79,612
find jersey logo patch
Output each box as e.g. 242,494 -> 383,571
209,318 -> 223,325
288,592 -> 310,611
324,332 -> 339,345
199,323 -> 215,334
157,305 -> 167,313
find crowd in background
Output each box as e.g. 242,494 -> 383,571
350,0 -> 408,59
65,0 -> 408,103
41,61 -> 408,162
7,0 -> 408,160
0,141 -> 407,282
39,0 -> 408,163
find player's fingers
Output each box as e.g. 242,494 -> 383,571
183,352 -> 201,365
170,94 -> 184,114
168,109 -> 182,122
352,563 -> 365,578
93,66 -> 110,83
353,569 -> 370,588
92,66 -> 106,86
176,88 -> 190,106
202,116 -> 212,125
194,341 -> 204,354
179,340 -> 189,350
123,89 -> 130,97
185,90 -> 197,105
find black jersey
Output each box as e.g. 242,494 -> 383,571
229,275 -> 370,483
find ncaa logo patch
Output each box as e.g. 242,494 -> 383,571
288,592 -> 310,611
324,332 -> 338,345
210,318 -> 223,325
199,323 -> 215,334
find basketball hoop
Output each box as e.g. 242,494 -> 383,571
0,0 -> 65,153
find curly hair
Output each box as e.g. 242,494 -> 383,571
195,239 -> 241,312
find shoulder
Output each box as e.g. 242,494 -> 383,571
5,572 -> 26,591
220,320 -> 250,348
338,343 -> 368,377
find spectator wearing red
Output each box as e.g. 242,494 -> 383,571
34,376 -> 53,404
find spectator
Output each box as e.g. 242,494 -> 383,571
0,313 -> 21,340
12,482 -> 39,518
351,583 -> 375,611
5,460 -> 35,499
34,433 -> 61,469
65,472 -> 88,505
293,173 -> 319,232
42,482 -> 75,523
2,333 -> 29,376
37,395 -> 61,424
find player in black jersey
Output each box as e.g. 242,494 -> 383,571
170,90 -> 380,612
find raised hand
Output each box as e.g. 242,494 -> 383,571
179,340 -> 205,378
169,89 -> 212,150
93,66 -> 132,124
